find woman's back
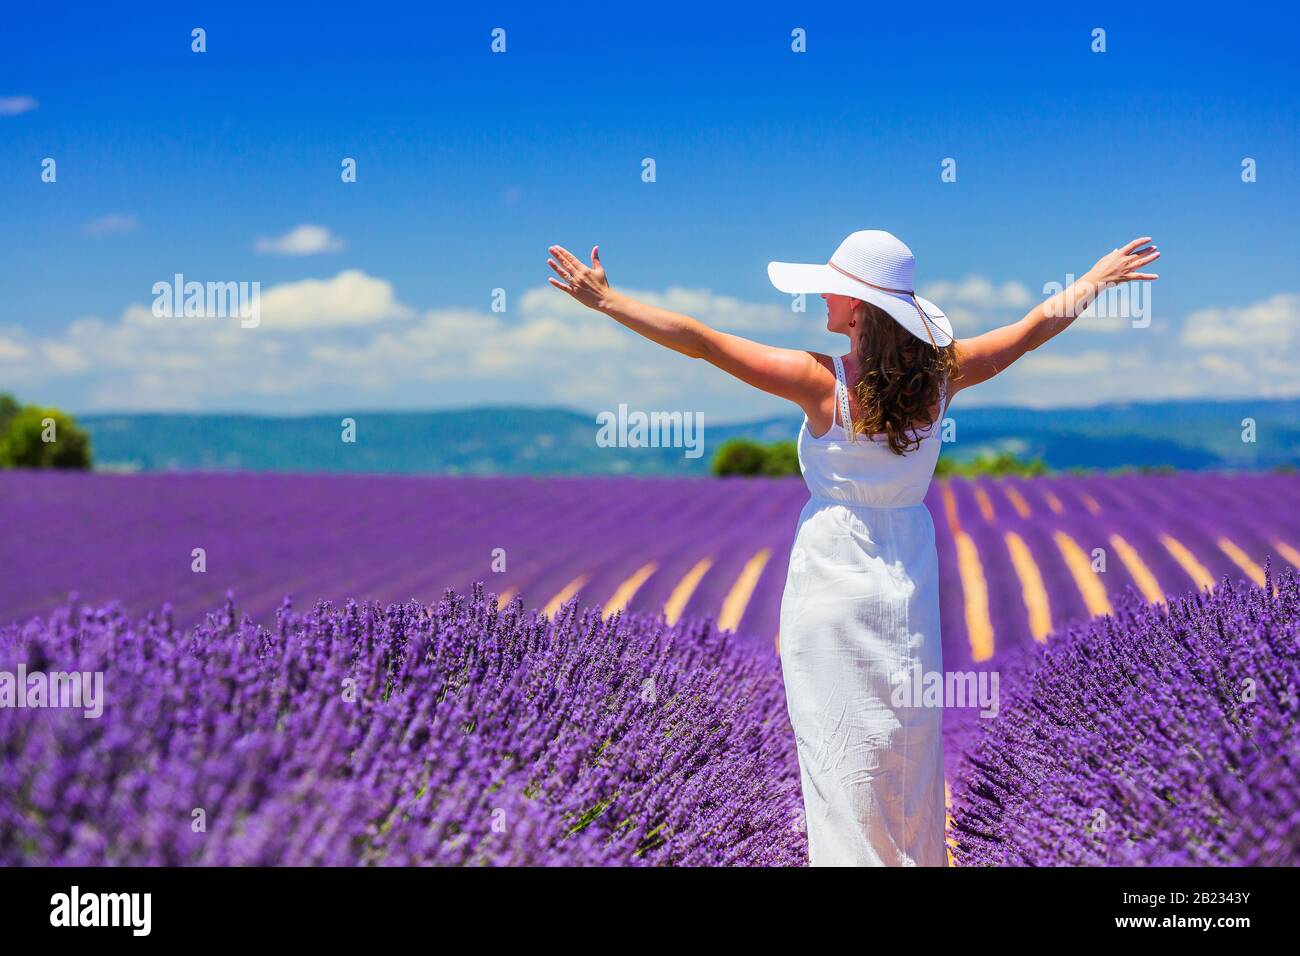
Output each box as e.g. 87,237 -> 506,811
781,349 -> 950,867
798,353 -> 949,509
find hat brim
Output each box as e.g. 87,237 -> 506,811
767,260 -> 954,347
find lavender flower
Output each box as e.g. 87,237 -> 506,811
0,586 -> 806,866
950,563 -> 1300,866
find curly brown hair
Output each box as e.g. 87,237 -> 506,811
850,299 -> 960,455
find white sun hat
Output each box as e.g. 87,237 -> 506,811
767,230 -> 954,348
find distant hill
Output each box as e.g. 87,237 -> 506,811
79,398 -> 1300,476
949,397 -> 1300,472
81,407 -> 798,477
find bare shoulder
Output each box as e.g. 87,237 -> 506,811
806,350 -> 835,375
780,348 -> 836,392
806,351 -> 842,396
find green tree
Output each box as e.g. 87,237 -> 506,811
0,405 -> 93,469
712,438 -> 802,477
0,393 -> 19,434
935,451 -> 1048,478
761,440 -> 800,477
712,438 -> 769,476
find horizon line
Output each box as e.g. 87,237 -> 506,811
70,393 -> 1300,423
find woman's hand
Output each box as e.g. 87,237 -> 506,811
1086,236 -> 1161,288
548,245 -> 612,311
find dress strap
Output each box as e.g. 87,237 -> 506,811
832,354 -> 856,443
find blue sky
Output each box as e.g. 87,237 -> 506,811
2,1 -> 1297,419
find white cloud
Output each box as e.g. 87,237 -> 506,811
1196,353 -> 1254,384
0,335 -> 31,361
0,281 -> 791,413
0,270 -> 413,407
636,287 -> 803,332
951,291 -> 1300,406
921,275 -> 1033,310
4,279 -> 1298,414
257,270 -> 413,330
0,95 -> 38,116
254,224 -> 344,256
922,276 -> 1165,338
519,284 -> 806,335
1015,349 -> 1116,377
41,341 -> 90,374
918,275 -> 1034,335
81,214 -> 139,238
1180,293 -> 1299,350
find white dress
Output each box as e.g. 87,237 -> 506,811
779,354 -> 949,867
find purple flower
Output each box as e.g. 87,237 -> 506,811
950,562 -> 1300,866
0,585 -> 806,866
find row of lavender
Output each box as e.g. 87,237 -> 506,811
0,471 -> 808,642
1,587 -> 806,865
950,563 -> 1300,865
4,471 -> 1298,666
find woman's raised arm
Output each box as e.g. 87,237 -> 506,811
548,244 -> 826,408
950,236 -> 1160,396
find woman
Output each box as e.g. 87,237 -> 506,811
547,230 -> 1159,866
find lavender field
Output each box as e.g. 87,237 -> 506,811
3,469 -> 1299,865
3,470 -> 1299,668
